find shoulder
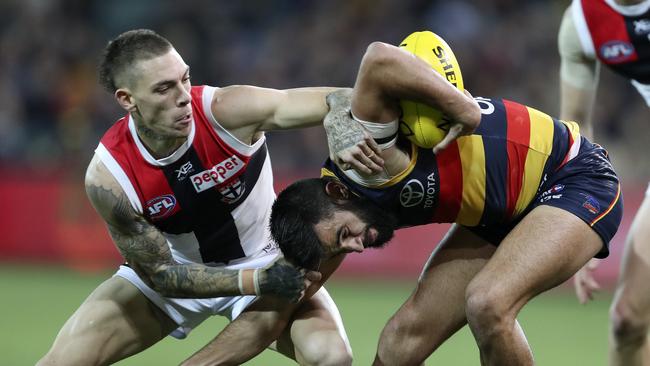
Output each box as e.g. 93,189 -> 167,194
85,154 -> 134,223
558,5 -> 584,59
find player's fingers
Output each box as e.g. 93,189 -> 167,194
585,276 -> 601,292
359,143 -> 384,172
365,135 -> 384,158
433,125 -> 461,154
349,150 -> 379,174
573,276 -> 588,304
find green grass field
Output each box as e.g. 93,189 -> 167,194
1,264 -> 612,365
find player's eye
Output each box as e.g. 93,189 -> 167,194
339,227 -> 348,244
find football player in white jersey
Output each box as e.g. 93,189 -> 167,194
559,1 -> 650,364
36,29 -> 383,366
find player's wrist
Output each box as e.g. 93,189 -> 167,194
237,269 -> 261,295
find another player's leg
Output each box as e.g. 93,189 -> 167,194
609,193 -> 650,366
37,276 -> 177,366
181,256 -> 352,366
274,286 -> 352,366
373,224 -> 496,366
464,205 -> 603,366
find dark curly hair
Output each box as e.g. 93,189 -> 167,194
270,178 -> 337,270
98,29 -> 172,92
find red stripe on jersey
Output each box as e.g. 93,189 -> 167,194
433,141 -> 462,222
188,86 -> 252,187
99,116 -> 178,217
503,100 -> 530,219
581,0 -> 638,63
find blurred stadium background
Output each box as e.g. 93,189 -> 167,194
1,0 -> 647,365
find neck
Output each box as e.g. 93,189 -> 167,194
135,123 -> 186,159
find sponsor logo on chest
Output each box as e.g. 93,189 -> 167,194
399,172 -> 437,208
191,155 -> 245,193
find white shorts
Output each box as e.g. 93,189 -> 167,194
115,253 -> 279,339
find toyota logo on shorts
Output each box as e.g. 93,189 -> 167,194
400,179 -> 425,207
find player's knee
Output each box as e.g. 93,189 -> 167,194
377,304 -> 428,359
465,285 -> 511,334
610,300 -> 650,345
299,336 -> 352,366
37,348 -> 99,366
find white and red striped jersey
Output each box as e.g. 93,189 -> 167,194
95,85 -> 278,266
572,0 -> 650,105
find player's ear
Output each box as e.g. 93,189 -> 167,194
115,88 -> 137,113
324,180 -> 350,202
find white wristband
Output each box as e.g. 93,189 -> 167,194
237,269 -> 245,294
253,269 -> 261,296
351,112 -> 398,149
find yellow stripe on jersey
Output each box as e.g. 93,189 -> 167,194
513,107 -> 554,216
457,135 -> 486,226
321,143 -> 418,189
321,167 -> 336,178
376,143 -> 419,188
562,120 -> 580,141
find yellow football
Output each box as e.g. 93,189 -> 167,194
399,31 -> 464,148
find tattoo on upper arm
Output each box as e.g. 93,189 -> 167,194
86,181 -> 172,269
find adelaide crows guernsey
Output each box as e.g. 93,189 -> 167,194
322,97 -> 582,228
96,85 -> 277,266
572,0 -> 650,104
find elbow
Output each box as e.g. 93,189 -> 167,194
133,263 -> 173,295
363,42 -> 398,69
360,42 -> 401,79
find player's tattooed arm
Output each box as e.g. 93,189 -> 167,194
84,155 -> 306,300
324,89 -> 384,174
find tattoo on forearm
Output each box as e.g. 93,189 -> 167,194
88,181 -> 240,297
324,90 -> 367,156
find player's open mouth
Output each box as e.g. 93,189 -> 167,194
175,112 -> 192,125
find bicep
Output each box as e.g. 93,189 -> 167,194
85,160 -> 173,278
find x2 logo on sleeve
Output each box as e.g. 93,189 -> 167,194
191,155 -> 244,193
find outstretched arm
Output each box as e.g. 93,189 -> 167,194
86,154 -> 308,301
558,7 -> 602,303
558,6 -> 599,140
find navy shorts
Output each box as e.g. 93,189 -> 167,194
468,138 -> 623,258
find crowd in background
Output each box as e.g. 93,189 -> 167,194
0,0 -> 647,182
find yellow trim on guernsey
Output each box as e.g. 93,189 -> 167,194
321,143 -> 419,189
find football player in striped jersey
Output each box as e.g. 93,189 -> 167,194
271,41 -> 623,365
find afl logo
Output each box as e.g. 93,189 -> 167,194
400,179 -> 425,207
599,41 -> 635,63
146,194 -> 176,220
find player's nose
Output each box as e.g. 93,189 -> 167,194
341,237 -> 364,253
